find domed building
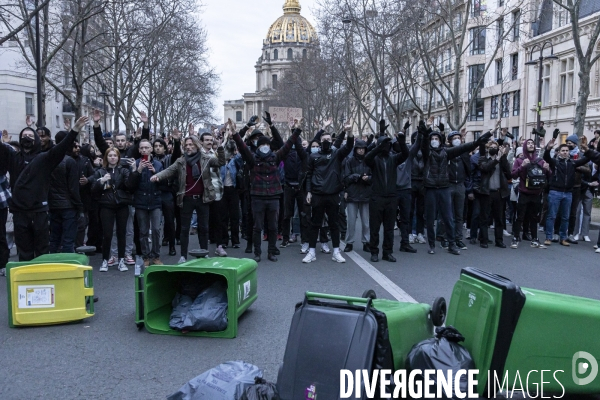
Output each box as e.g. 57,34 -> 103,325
223,0 -> 319,126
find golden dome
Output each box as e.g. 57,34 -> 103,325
265,0 -> 318,45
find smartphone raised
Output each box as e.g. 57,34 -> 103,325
142,155 -> 149,162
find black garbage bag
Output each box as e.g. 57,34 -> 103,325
167,361 -> 263,400
183,281 -> 228,331
240,377 -> 280,400
406,326 -> 476,400
169,293 -> 194,330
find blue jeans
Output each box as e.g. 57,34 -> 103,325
545,190 -> 572,241
49,208 -> 78,253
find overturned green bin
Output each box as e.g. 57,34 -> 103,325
135,257 -> 257,338
446,267 -> 600,397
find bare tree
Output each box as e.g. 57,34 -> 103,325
551,0 -> 600,137
0,0 -> 51,45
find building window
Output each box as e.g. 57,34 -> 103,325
468,64 -> 485,121
496,59 -> 503,84
511,53 -> 518,80
287,48 -> 293,60
513,90 -> 520,116
542,64 -> 551,106
235,111 -> 242,122
454,13 -> 463,30
512,127 -> 519,141
490,95 -> 499,119
302,49 -> 307,59
25,93 -> 34,115
473,131 -> 482,140
471,0 -> 484,17
497,18 -> 504,44
501,93 -> 509,117
273,49 -> 278,60
512,10 -> 520,40
272,74 -> 278,90
446,49 -> 453,71
560,57 -> 574,104
470,27 -> 486,55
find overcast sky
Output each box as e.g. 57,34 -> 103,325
201,0 -> 319,122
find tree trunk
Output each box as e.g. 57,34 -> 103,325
574,66 -> 591,137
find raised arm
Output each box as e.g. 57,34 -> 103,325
46,117 -> 89,171
92,110 -> 109,156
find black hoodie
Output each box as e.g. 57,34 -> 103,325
6,128 -> 80,213
0,127 -> 42,192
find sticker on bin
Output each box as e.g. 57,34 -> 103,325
238,281 -> 252,305
18,285 -> 55,308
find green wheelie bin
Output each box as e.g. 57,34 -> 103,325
446,267 -> 600,396
135,257 -> 257,338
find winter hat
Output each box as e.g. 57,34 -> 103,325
249,129 -> 264,140
566,134 -> 579,145
354,139 -> 367,148
257,136 -> 271,147
429,131 -> 442,140
516,148 -> 523,157
448,131 -> 461,139
54,130 -> 68,144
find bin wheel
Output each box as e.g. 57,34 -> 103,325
431,297 -> 447,327
136,322 -> 144,330
362,289 -> 377,300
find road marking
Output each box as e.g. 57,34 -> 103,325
345,250 -> 417,303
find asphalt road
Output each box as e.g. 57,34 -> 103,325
1,225 -> 599,399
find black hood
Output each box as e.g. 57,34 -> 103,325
18,126 -> 42,154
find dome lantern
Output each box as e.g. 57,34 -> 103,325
266,0 -> 318,46
283,0 -> 301,14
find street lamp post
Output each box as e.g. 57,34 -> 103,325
525,41 -> 557,149
34,0 -> 43,128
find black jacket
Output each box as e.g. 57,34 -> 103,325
544,149 -> 589,192
1,128 -> 42,192
5,129 -> 80,213
306,137 -> 354,195
93,125 -> 147,159
154,143 -> 181,194
48,155 -> 83,211
72,154 -> 96,211
127,158 -> 163,210
476,154 -> 512,197
448,152 -> 473,193
283,138 -> 307,186
422,139 -> 478,189
91,165 -> 132,208
365,140 -> 409,197
343,153 -> 372,202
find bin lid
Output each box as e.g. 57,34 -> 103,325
277,298 -> 378,400
460,268 -> 526,393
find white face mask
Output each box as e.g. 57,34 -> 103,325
259,145 -> 270,154
431,140 -> 440,148
310,147 -> 319,154
452,138 -> 461,147
252,140 -> 258,147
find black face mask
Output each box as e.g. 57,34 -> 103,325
488,148 -> 498,156
20,136 -> 34,149
567,144 -> 575,150
380,143 -> 391,156
321,140 -> 332,153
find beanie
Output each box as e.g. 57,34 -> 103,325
566,134 -> 579,145
257,136 -> 271,147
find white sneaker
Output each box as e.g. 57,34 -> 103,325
107,256 -> 117,266
320,242 -> 331,254
503,230 -> 511,237
584,236 -> 591,242
302,250 -> 316,263
331,250 -> 346,263
100,260 -> 108,272
178,256 -> 186,264
596,248 -> 600,254
409,234 -> 415,244
300,242 -> 309,254
215,246 -> 227,257
538,226 -> 545,232
416,234 -> 426,244
118,258 -> 128,272
594,245 -> 599,250
573,234 -> 580,241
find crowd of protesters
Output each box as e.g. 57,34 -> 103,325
2,111 -> 600,276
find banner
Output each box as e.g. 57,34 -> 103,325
269,107 -> 303,123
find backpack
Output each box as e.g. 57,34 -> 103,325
525,158 -> 546,189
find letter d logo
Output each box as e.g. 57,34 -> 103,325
572,351 -> 598,386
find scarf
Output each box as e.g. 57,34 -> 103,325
185,151 -> 202,180
570,147 -> 579,158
